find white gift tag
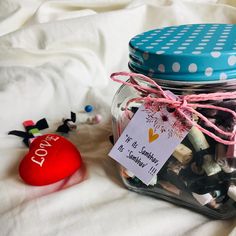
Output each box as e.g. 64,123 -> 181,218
109,101 -> 191,185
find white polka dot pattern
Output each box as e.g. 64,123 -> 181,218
205,67 -> 213,77
228,55 -> 236,66
220,73 -> 227,80
158,64 -> 165,73
188,63 -> 198,73
129,24 -> 236,82
172,62 -> 180,72
210,52 -> 221,58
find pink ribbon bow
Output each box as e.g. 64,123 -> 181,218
110,71 -> 236,145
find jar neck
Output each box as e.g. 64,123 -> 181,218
130,73 -> 236,95
154,79 -> 236,95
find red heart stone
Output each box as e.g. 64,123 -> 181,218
19,134 -> 82,186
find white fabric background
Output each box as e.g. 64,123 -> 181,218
0,0 -> 235,235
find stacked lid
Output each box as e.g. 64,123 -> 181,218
129,24 -> 236,83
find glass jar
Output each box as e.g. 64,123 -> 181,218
110,24 -> 236,219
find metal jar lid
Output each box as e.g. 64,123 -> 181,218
129,24 -> 236,83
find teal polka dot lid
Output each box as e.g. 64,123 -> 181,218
129,24 -> 236,82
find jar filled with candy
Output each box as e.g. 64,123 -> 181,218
109,24 -> 236,219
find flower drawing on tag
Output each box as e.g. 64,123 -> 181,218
143,104 -> 191,139
173,110 -> 192,136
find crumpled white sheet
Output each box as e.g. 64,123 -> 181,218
0,0 -> 236,235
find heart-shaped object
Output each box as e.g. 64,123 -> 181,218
19,134 -> 82,186
148,128 -> 159,143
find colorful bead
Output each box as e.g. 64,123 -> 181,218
23,120 -> 34,127
84,105 -> 94,113
92,114 -> 102,124
23,120 -> 41,142
29,128 -> 40,135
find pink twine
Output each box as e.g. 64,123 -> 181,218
110,71 -> 236,145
